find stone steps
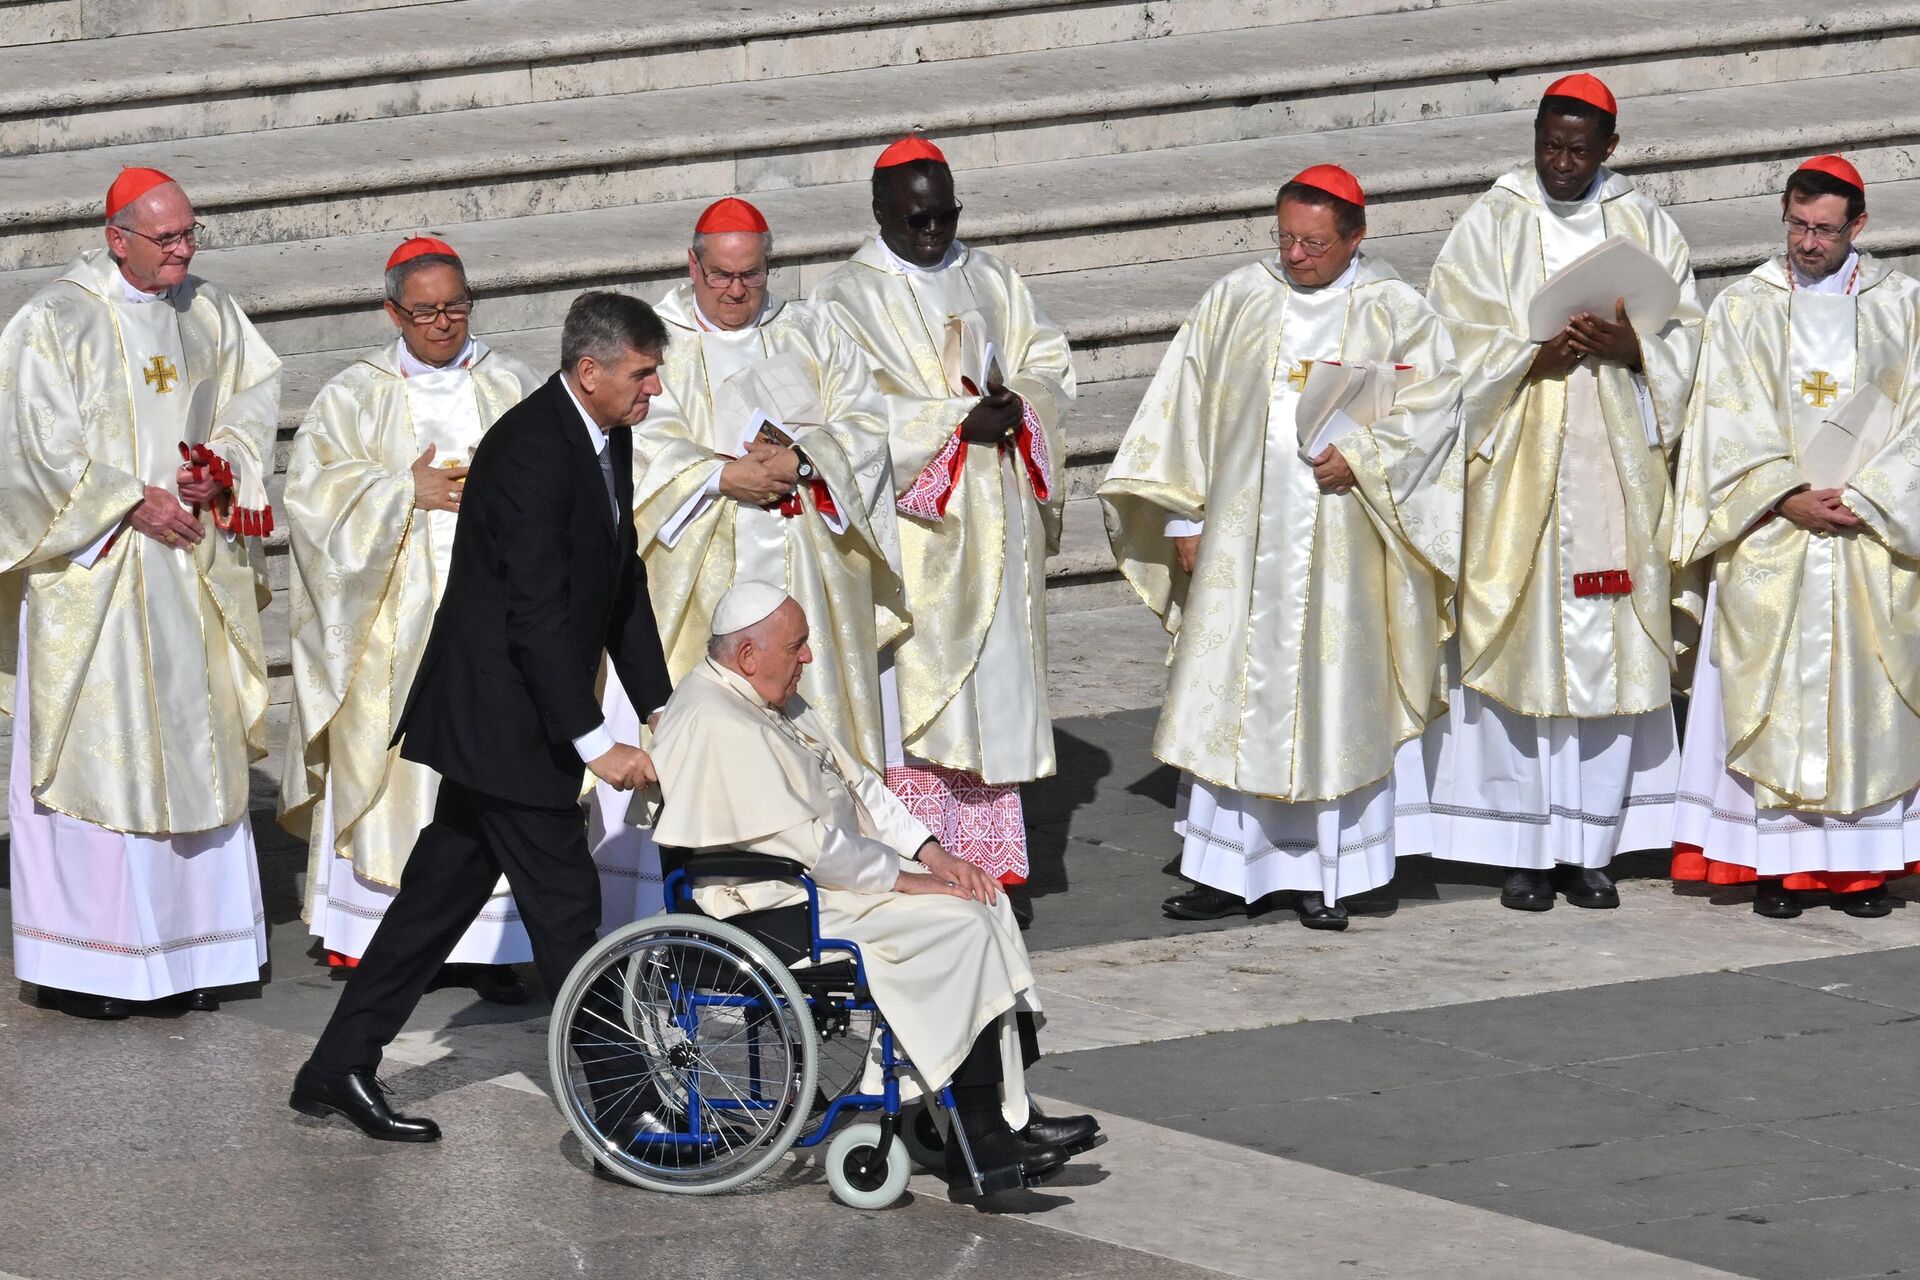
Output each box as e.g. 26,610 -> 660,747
0,0 -> 447,46
4,0 -> 1908,269
2,0 -> 1450,155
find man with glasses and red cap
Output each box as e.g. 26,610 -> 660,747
809,137 -> 1074,907
0,167 -> 280,1019
1671,155 -> 1920,920
279,235 -> 543,1001
1102,165 -> 1463,929
1409,74 -> 1704,913
587,197 -> 906,923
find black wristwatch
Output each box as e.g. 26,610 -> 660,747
794,450 -> 816,482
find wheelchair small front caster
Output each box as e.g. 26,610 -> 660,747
825,1122 -> 911,1210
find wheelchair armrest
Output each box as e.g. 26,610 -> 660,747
679,851 -> 809,882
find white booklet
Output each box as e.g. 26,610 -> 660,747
942,310 -> 1004,396
1801,383 -> 1896,489
1527,236 -> 1681,342
710,354 -> 823,456
1294,360 -> 1415,462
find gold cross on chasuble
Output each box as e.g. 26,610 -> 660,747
1800,369 -> 1839,408
1286,359 -> 1313,392
143,355 -> 179,394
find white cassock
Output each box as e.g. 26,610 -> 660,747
280,336 -> 543,963
650,658 -> 1036,1122
1409,166 -> 1703,869
1100,253 -> 1463,904
1671,251 -> 1920,886
2,250 -> 278,1000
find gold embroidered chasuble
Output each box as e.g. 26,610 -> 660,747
809,241 -> 1073,783
0,249 -> 280,835
1099,255 -> 1463,803
278,339 -> 542,885
629,284 -> 906,773
1429,165 -> 1704,718
1672,253 -> 1920,814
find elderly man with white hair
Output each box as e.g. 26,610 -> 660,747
0,166 -> 279,1020
648,582 -> 1100,1193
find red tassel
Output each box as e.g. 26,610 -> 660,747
1573,570 -> 1633,597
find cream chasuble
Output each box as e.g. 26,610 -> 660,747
1429,166 -> 1704,716
624,284 -> 905,771
1101,254 -> 1462,804
650,659 -> 1037,1113
809,240 -> 1072,785
1671,253 -> 1920,817
0,248 -> 279,834
278,337 -> 541,961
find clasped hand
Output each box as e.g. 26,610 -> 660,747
893,842 -> 1001,904
959,384 -> 1022,444
720,440 -> 798,507
1531,298 -> 1641,380
1777,487 -> 1860,535
412,444 -> 468,512
131,483 -> 204,547
1310,445 -> 1355,494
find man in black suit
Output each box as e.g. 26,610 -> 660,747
290,292 -> 676,1142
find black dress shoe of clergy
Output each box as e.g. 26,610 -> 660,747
1163,884 -> 1245,920
181,989 -> 221,1012
289,1063 -> 441,1142
1295,892 -> 1350,931
464,964 -> 532,1006
1500,868 -> 1555,912
1753,880 -> 1802,919
1555,865 -> 1621,910
1837,886 -> 1893,918
944,1123 -> 1069,1194
1021,1106 -> 1100,1155
43,988 -> 132,1021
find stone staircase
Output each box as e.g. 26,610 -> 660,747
4,0 -> 1919,709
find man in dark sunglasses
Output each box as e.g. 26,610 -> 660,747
810,135 -> 1076,911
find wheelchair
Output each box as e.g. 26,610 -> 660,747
545,849 -> 1010,1208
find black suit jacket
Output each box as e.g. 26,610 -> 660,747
396,374 -> 672,810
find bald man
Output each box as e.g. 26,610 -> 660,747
0,168 -> 280,1019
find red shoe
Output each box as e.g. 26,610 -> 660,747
325,951 -> 360,969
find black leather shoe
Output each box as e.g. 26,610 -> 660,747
944,1122 -> 1068,1195
1754,880 -> 1801,919
1163,884 -> 1245,920
1295,892 -> 1350,931
463,964 -> 531,1006
1837,886 -> 1893,918
1500,869 -> 1555,911
289,1062 -> 440,1142
1556,865 -> 1620,910
181,989 -> 221,1012
1021,1105 -> 1100,1155
41,988 -> 132,1020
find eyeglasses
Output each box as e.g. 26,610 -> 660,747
1783,215 -> 1854,243
119,221 -> 204,252
396,298 -> 473,326
1271,227 -> 1336,257
697,267 -> 769,290
904,204 -> 963,232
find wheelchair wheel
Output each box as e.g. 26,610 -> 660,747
548,914 -> 819,1195
897,1100 -> 949,1173
824,1122 -> 911,1210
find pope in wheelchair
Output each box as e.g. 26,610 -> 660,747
547,583 -> 1099,1204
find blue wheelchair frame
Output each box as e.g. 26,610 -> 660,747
658,860 -> 958,1167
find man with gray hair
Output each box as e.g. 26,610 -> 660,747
292,290 -> 675,1145
279,235 -> 543,1002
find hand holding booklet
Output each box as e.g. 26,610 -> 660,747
942,310 -> 1004,396
1293,360 -> 1415,463
711,354 -> 824,455
1801,383 -> 1896,489
1526,236 -> 1680,342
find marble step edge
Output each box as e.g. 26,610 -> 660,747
0,0 -> 451,47
3,0 -> 1910,227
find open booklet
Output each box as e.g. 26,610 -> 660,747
1526,236 -> 1681,342
942,310 -> 1004,396
1293,360 -> 1415,462
1801,383 -> 1896,489
710,353 -> 824,455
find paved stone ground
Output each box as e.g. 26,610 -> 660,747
4,603 -> 1919,1280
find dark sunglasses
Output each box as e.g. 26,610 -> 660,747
904,204 -> 963,232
